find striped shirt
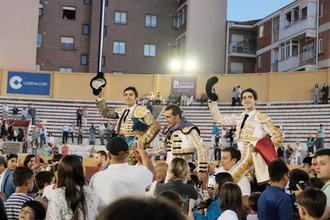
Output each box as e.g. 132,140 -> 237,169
5,193 -> 33,220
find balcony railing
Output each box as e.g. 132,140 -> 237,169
229,41 -> 256,55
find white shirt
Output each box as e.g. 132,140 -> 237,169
218,210 -> 239,220
46,186 -> 99,220
90,163 -> 153,207
42,184 -> 56,199
215,167 -> 251,196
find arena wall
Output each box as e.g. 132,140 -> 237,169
0,69 -> 329,102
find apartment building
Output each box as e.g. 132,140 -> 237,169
36,0 -> 227,74
226,0 -> 330,74
226,20 -> 259,73
37,0 -> 178,74
173,0 -> 227,74
319,0 -> 330,69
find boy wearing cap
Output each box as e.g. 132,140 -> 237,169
90,137 -> 155,207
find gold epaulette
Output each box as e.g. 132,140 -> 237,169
115,107 -> 126,114
181,126 -> 199,135
134,106 -> 149,118
257,112 -> 269,122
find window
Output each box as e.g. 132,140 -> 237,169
301,7 -> 307,20
319,39 -> 323,53
105,0 -> 108,7
104,25 -> 107,37
81,54 -> 88,65
60,36 -> 74,49
285,11 -> 292,27
102,56 -> 105,66
173,7 -> 187,28
145,15 -> 157,27
259,25 -> 264,38
293,7 -> 299,22
38,6 -> 43,16
303,43 -> 314,61
62,6 -> 76,20
280,40 -> 299,60
230,62 -> 243,73
82,24 -> 89,35
258,55 -> 262,69
320,4 -> 323,17
37,33 -> 42,48
144,44 -> 156,56
59,67 -> 72,72
83,0 -> 91,5
114,11 -> 127,24
271,49 -> 279,64
113,41 -> 125,54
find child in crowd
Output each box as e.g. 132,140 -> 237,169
247,192 -> 261,220
19,200 -> 46,220
296,188 -> 327,220
5,167 -> 34,220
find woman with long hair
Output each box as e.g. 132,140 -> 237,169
193,172 -> 234,220
155,158 -> 198,200
218,182 -> 245,220
46,155 -> 99,220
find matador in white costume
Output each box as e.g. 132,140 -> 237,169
206,77 -> 282,183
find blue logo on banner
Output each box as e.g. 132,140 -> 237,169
7,71 -> 51,95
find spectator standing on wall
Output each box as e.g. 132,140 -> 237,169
231,88 -> 237,106
11,105 -> 19,119
77,127 -> 83,145
89,124 -> 96,145
312,84 -> 320,104
155,92 -> 162,105
316,124 -> 326,149
236,85 -> 242,106
98,123 -> 105,145
21,107 -> 28,120
321,83 -> 329,104
28,104 -> 37,125
76,106 -> 83,127
2,103 -> 9,120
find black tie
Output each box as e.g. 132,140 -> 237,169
240,114 -> 249,130
116,109 -> 130,134
123,109 -> 130,122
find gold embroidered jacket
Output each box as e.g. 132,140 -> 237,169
162,125 -> 208,172
208,101 -> 282,183
96,98 -> 160,145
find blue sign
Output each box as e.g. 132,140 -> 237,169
7,71 -> 51,96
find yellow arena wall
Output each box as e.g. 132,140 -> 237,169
1,69 -> 329,102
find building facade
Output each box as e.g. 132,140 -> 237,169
36,0 -> 227,74
0,0 -> 38,70
226,20 -> 259,73
226,0 -> 330,74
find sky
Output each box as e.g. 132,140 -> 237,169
228,0 -> 295,21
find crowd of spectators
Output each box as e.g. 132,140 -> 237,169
0,134 -> 328,220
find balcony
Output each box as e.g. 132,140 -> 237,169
229,41 -> 256,57
280,16 -> 316,41
278,56 -> 300,71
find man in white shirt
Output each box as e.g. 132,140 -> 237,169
90,137 -> 155,208
215,147 -> 251,209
